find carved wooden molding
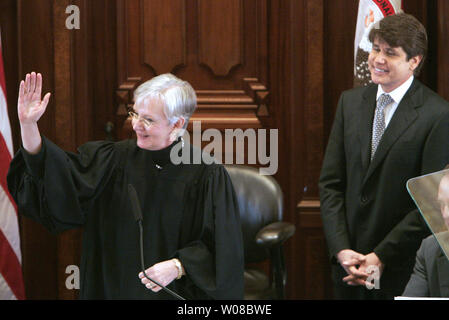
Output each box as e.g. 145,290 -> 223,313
188,112 -> 262,130
116,76 -> 270,130
196,90 -> 254,106
116,0 -> 271,132
297,199 -> 322,228
116,77 -> 141,116
243,78 -> 271,126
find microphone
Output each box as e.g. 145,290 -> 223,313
127,184 -> 185,300
128,184 -> 143,222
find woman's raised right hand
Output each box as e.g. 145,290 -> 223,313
18,72 -> 51,125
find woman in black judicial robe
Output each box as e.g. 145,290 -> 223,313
7,72 -> 244,299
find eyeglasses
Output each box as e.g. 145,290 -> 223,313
128,110 -> 154,129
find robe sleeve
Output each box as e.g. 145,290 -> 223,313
7,136 -> 117,234
176,165 -> 244,300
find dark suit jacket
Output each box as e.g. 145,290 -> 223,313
403,234 -> 449,297
319,79 -> 449,294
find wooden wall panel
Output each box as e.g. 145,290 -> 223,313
323,0 -> 358,141
142,0 -> 186,74
53,0 -> 78,300
16,0 -> 58,300
53,0 -> 75,150
89,0 -> 118,142
294,0 -> 359,300
198,0 -> 242,76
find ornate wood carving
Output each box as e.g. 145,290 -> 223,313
243,78 -> 271,126
116,0 -> 270,135
116,77 -> 141,139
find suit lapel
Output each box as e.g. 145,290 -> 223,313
437,253 -> 449,296
362,80 -> 422,187
358,85 -> 377,174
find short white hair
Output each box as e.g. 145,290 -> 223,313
133,73 -> 197,129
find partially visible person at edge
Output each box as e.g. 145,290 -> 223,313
7,72 -> 244,299
319,13 -> 449,299
403,171 -> 449,297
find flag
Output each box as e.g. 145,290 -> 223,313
354,0 -> 402,87
0,31 -> 25,300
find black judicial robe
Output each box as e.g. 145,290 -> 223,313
7,137 -> 244,300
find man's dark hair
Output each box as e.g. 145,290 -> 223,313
369,13 -> 427,75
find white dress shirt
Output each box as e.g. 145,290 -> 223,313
376,75 -> 414,127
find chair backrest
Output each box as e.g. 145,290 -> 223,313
224,164 -> 283,264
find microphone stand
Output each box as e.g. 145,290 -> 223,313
137,220 -> 185,300
129,184 -> 186,300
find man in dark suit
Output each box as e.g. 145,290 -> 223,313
319,13 -> 449,299
402,235 -> 449,297
403,172 -> 449,297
